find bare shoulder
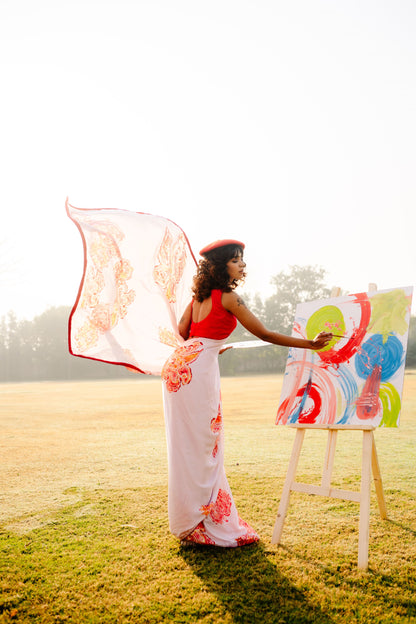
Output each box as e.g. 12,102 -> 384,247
222,291 -> 247,312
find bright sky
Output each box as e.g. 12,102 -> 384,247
1,0 -> 415,320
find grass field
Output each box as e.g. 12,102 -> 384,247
1,373 -> 415,623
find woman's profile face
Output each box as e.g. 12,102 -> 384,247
226,253 -> 246,282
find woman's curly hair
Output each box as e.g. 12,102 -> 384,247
192,244 -> 245,302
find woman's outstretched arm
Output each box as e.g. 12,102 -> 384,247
222,291 -> 332,350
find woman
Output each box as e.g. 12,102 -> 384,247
161,239 -> 332,547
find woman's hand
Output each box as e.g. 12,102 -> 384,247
310,332 -> 333,350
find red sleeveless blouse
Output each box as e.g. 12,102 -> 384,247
189,289 -> 237,340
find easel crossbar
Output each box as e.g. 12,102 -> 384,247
290,482 -> 361,502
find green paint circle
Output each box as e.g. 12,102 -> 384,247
306,305 -> 346,351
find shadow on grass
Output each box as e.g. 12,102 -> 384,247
386,519 -> 416,537
180,540 -> 334,624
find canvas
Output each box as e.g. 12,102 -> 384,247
276,286 -> 413,428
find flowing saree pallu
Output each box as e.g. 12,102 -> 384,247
66,200 -> 197,375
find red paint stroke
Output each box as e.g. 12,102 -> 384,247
277,395 -> 291,423
276,350 -> 308,424
297,383 -> 323,424
318,292 -> 371,368
293,321 -> 303,336
356,364 -> 382,420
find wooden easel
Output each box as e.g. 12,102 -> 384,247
271,285 -> 388,570
271,423 -> 387,569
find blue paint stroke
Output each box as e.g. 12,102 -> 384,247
287,352 -> 316,424
355,334 -> 403,382
335,364 -> 359,424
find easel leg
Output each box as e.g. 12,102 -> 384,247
358,430 -> 372,569
371,432 -> 388,520
321,429 -> 337,491
272,428 -> 305,544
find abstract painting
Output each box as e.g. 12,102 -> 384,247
276,286 -> 413,428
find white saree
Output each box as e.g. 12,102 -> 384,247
162,337 -> 259,546
66,200 -> 259,547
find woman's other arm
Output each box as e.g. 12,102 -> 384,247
178,302 -> 193,340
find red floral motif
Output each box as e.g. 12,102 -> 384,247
114,258 -> 133,281
161,342 -> 203,393
90,232 -> 120,269
74,219 -> 136,352
153,228 -> 187,303
236,533 -> 259,546
81,266 -> 105,309
91,303 -> 114,332
211,403 -> 222,458
158,327 -> 181,348
115,278 -> 136,319
199,503 -> 214,516
210,403 -> 222,434
74,319 -> 99,352
236,516 -> 259,546
183,522 -> 215,545
210,488 -> 232,524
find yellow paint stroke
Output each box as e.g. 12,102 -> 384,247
306,305 -> 345,352
369,289 -> 410,342
379,382 -> 401,427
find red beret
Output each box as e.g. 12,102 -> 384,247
199,239 -> 245,256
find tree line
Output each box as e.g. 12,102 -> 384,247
1,266 -> 415,382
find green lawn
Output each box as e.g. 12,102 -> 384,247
1,374 -> 415,623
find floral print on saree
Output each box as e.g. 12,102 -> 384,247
161,341 -> 204,393
153,227 -> 188,303
73,219 -> 135,353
